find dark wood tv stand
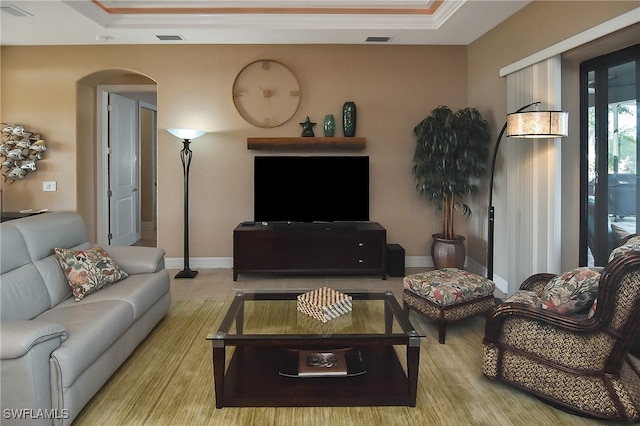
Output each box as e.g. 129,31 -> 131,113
233,222 -> 387,281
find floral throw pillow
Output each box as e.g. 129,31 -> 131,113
503,290 -> 542,306
540,267 -> 602,314
608,235 -> 640,263
54,246 -> 128,301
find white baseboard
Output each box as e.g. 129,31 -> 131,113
164,256 -> 510,293
466,257 -> 507,295
167,256 -> 433,271
165,257 -> 233,269
405,256 -> 431,268
465,257 -> 485,277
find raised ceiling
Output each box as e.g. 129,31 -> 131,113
0,0 -> 530,46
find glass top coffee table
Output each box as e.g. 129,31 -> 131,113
206,290 -> 424,408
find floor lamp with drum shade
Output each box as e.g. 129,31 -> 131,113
487,102 -> 568,280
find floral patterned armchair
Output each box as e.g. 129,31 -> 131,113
483,234 -> 640,422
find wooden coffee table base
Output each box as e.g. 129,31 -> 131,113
214,344 -> 418,408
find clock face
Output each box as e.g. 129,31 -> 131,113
232,60 -> 302,128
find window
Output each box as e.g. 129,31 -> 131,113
580,44 -> 639,266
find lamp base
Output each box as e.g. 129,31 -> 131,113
175,268 -> 198,279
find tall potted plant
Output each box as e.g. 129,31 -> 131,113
413,105 -> 490,269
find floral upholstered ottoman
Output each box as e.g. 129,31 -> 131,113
403,268 -> 495,343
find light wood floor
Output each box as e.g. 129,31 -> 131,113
169,268 -> 419,302
133,227 -> 157,248
73,269 -> 625,425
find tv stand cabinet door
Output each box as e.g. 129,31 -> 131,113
234,231 -> 292,271
335,232 -> 385,270
233,230 -> 338,273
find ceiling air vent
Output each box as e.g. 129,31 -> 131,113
156,35 -> 185,41
365,36 -> 392,43
0,5 -> 33,17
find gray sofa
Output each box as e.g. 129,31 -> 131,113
0,212 -> 170,425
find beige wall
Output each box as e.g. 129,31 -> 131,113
1,44 -> 467,260
1,0 -> 636,272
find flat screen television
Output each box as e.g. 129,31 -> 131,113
254,156 -> 369,223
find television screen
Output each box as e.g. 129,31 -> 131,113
254,156 -> 369,223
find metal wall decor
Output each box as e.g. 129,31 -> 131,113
1,124 -> 47,182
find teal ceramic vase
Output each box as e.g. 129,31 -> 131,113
342,101 -> 357,137
323,114 -> 335,137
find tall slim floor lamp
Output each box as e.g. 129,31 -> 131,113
487,102 -> 568,280
168,128 -> 206,279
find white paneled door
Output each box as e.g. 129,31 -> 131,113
109,93 -> 139,246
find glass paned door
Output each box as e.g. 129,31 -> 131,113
581,44 -> 639,266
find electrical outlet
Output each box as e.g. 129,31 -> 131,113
42,181 -> 57,192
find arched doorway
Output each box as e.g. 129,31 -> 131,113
76,70 -> 157,246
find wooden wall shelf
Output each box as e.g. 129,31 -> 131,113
247,137 -> 366,150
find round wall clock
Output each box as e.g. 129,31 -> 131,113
232,60 -> 302,128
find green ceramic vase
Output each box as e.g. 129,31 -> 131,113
324,114 -> 335,137
342,101 -> 356,137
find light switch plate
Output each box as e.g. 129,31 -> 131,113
42,181 -> 57,192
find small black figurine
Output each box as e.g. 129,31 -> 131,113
300,116 -> 316,137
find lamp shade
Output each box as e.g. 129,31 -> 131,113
167,128 -> 206,140
506,111 -> 568,138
